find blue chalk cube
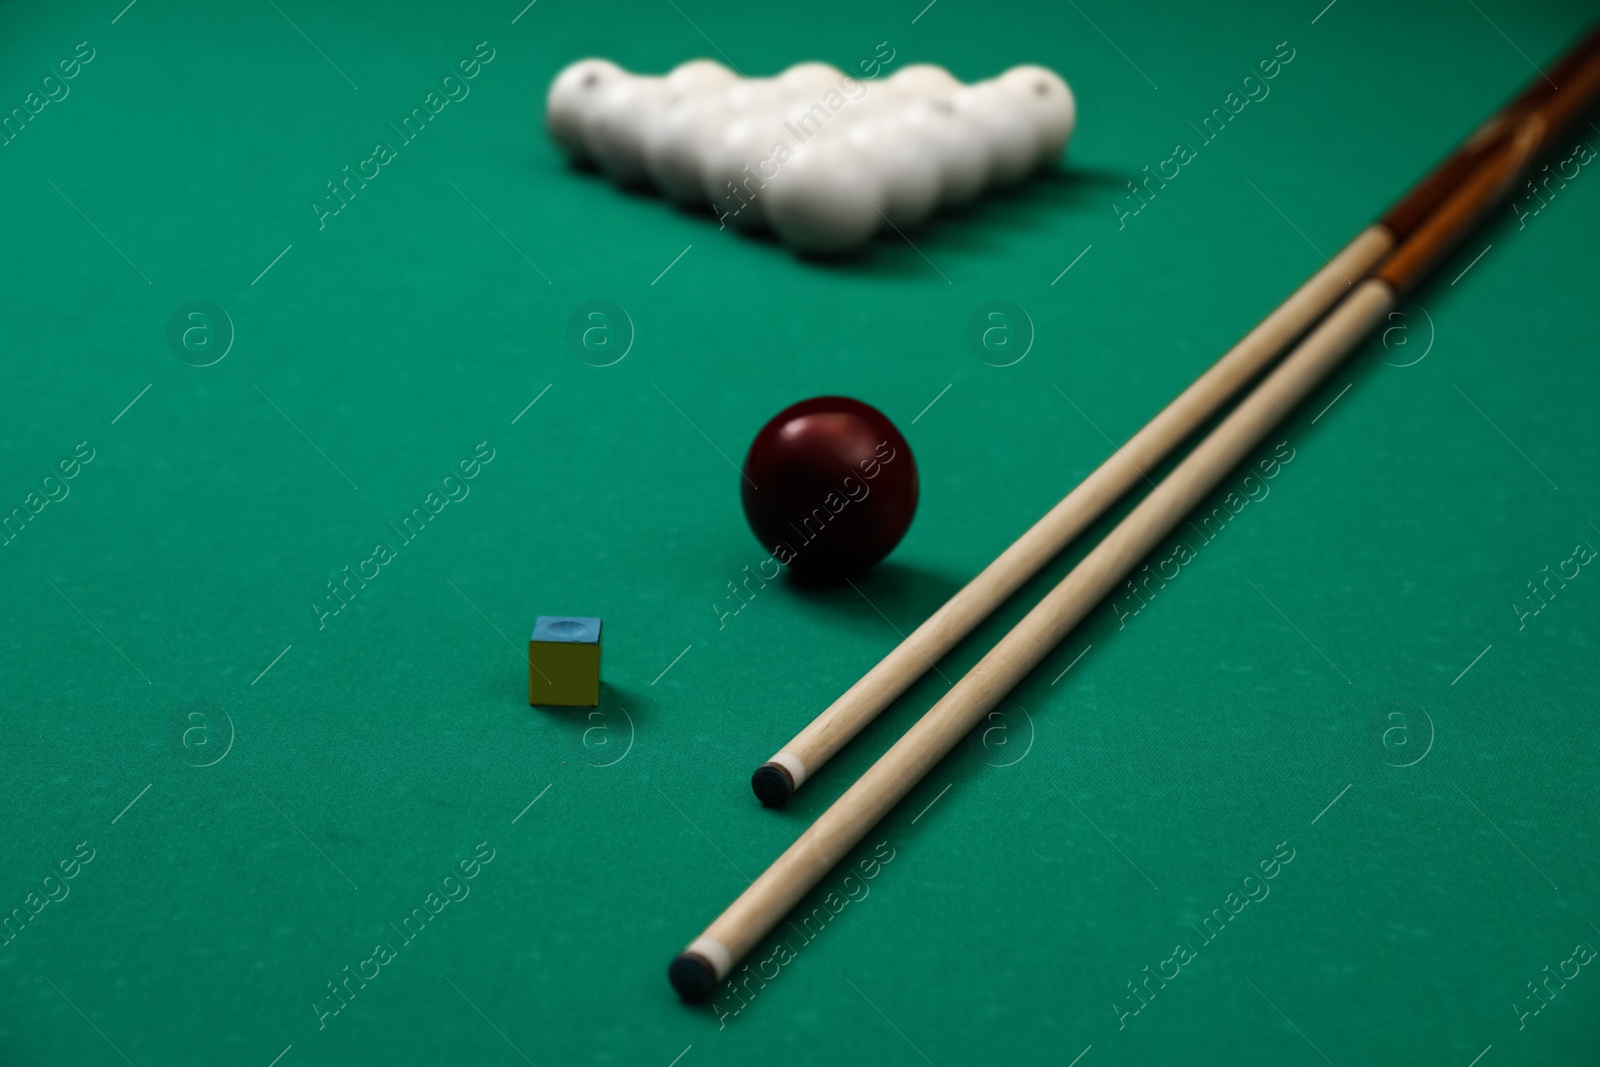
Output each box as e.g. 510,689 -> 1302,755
529,616 -> 602,706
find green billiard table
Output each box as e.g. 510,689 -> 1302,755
3,0 -> 1597,1064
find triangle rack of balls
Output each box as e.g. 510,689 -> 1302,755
546,60 -> 1076,255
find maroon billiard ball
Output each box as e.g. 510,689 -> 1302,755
740,397 -> 918,581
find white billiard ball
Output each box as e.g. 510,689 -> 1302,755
845,116 -> 941,229
888,63 -> 963,99
898,96 -> 990,207
778,93 -> 855,148
996,65 -> 1076,166
725,78 -> 787,115
797,78 -> 897,144
764,137 -> 885,254
952,82 -> 1037,186
546,58 -> 624,162
778,62 -> 848,101
702,113 -> 787,230
847,77 -> 911,118
666,58 -> 738,96
644,94 -> 733,204
584,75 -> 674,185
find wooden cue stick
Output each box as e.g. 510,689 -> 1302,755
675,48 -> 1600,1002
749,23 -> 1600,809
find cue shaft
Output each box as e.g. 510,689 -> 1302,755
689,279 -> 1398,991
752,23 -> 1600,807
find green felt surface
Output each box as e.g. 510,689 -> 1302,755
3,0 -> 1598,1064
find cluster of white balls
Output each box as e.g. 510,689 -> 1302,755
546,59 -> 1076,254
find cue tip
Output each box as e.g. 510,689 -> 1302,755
751,761 -> 795,808
669,951 -> 718,1003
